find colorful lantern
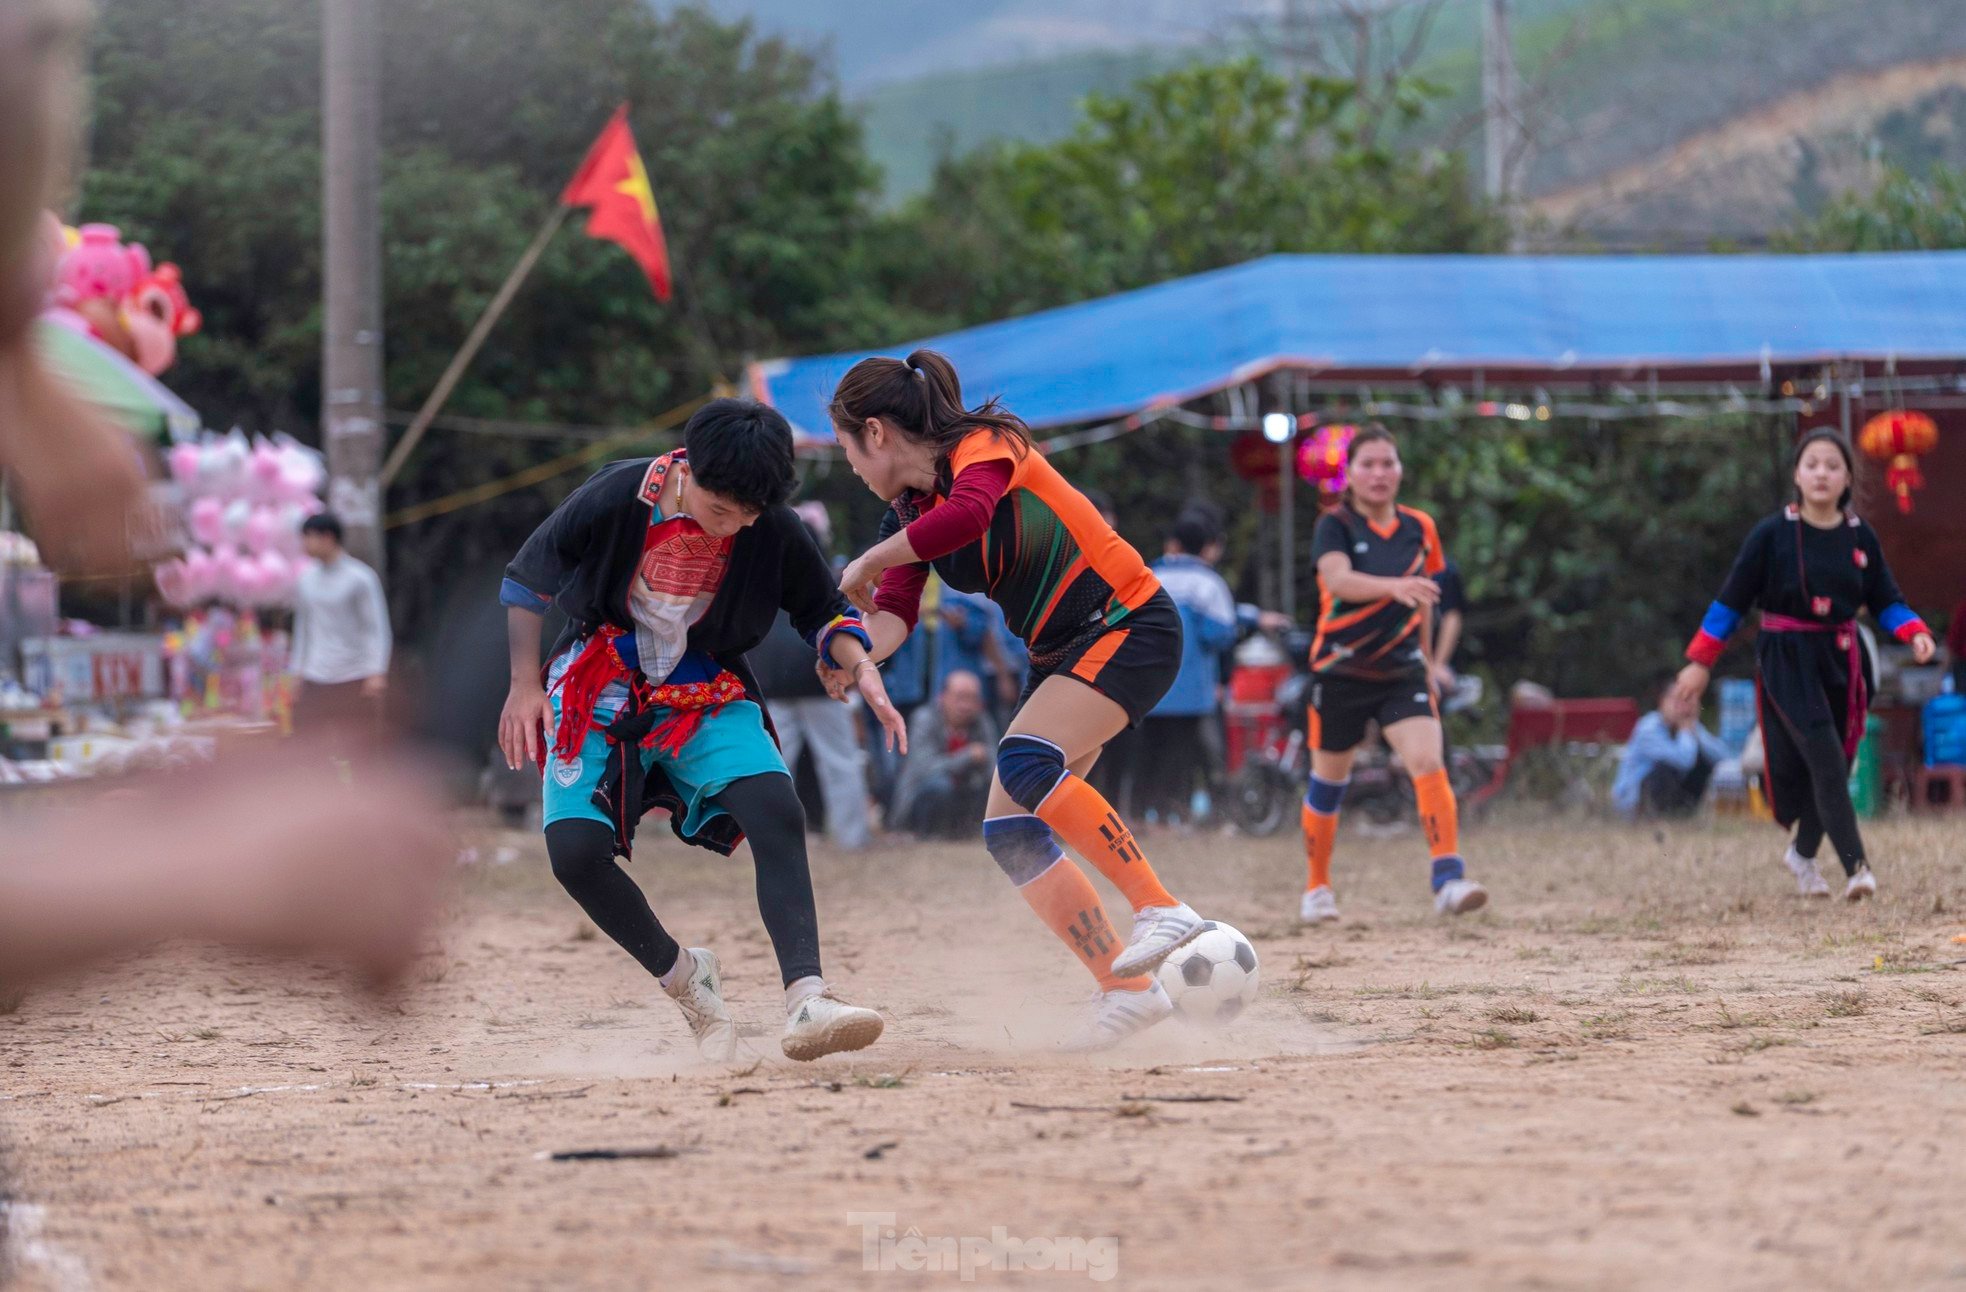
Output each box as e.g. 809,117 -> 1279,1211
1297,423 -> 1356,496
1857,410 -> 1939,514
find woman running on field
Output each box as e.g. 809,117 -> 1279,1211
823,349 -> 1214,1049
1673,428 -> 1934,900
1298,425 -> 1488,924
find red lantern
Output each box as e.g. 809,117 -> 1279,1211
1297,423 -> 1356,497
1857,410 -> 1939,514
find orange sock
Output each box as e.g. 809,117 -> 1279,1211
1017,857 -> 1152,992
1413,768 -> 1461,860
1034,774 -> 1177,912
1302,803 -> 1338,891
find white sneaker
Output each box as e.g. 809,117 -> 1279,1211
782,989 -> 885,1061
1434,878 -> 1488,915
1784,846 -> 1832,898
1110,902 -> 1208,978
1844,865 -> 1877,903
1062,980 -> 1175,1052
1299,886 -> 1341,924
664,948 -> 739,1062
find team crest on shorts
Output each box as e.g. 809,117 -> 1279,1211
551,756 -> 584,788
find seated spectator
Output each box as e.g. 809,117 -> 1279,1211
891,670 -> 999,838
1613,676 -> 1734,819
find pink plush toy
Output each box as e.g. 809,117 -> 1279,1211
53,222 -> 201,375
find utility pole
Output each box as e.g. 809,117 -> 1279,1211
321,0 -> 386,574
1481,0 -> 1521,245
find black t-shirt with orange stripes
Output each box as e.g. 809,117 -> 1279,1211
1310,503 -> 1446,682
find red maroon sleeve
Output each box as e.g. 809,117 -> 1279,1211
903,459 -> 1013,562
874,562 -> 930,631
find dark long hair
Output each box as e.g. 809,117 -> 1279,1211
828,349 -> 1032,487
1789,426 -> 1857,512
1339,423 -> 1398,510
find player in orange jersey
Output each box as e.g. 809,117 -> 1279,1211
1298,425 -> 1487,924
824,350 -> 1216,1050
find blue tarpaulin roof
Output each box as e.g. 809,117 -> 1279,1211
750,252 -> 1966,438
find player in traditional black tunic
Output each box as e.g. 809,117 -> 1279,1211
1675,429 -> 1935,900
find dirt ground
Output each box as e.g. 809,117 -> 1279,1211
3,810 -> 1964,1291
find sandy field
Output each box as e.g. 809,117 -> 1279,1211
3,811 -> 1963,1291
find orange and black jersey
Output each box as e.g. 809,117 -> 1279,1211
874,431 -> 1161,667
1310,503 -> 1445,682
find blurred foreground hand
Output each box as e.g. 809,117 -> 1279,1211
0,745 -> 455,992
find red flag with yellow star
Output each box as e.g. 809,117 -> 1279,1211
560,106 -> 672,301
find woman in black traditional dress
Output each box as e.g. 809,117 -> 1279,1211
1674,429 -> 1935,900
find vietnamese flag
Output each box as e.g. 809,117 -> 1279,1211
560,105 -> 673,301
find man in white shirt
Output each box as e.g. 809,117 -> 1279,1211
292,512 -> 391,745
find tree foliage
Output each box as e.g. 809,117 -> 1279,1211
1781,164 -> 1966,251
874,58 -> 1500,331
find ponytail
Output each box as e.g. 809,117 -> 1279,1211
829,348 -> 1032,486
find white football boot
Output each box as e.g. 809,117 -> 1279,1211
1434,878 -> 1489,915
1783,846 -> 1832,898
1843,865 -> 1877,903
1299,885 -> 1341,924
782,988 -> 886,1061
664,948 -> 739,1062
1111,902 -> 1208,978
1062,980 -> 1176,1053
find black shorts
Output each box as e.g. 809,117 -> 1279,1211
1309,673 -> 1436,753
1016,591 -> 1182,728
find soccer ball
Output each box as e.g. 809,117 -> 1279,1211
1156,921 -> 1260,1024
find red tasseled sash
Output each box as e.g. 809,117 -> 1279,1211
547,626 -> 746,765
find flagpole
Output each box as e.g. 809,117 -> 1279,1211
380,203 -> 572,487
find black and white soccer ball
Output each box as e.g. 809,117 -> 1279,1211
1156,921 -> 1259,1024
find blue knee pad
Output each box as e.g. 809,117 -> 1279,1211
1304,774 -> 1349,816
982,815 -> 1063,886
997,734 -> 1068,813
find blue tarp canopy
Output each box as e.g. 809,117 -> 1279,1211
750,252 -> 1966,438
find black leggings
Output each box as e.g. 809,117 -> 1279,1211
543,771 -> 822,986
1779,722 -> 1866,876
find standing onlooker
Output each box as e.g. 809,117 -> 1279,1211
752,605 -> 872,851
1431,558 -> 1466,696
292,512 -> 391,749
1138,506 -> 1238,824
891,669 -> 1000,838
1948,595 -> 1966,696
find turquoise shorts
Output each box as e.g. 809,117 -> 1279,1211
542,663 -> 787,839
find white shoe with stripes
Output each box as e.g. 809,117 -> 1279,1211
1063,980 -> 1175,1052
1111,902 -> 1207,977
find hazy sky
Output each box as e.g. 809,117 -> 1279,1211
656,0 -> 1274,89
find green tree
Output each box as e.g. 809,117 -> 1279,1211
77,0 -> 896,635
1781,164 -> 1966,251
876,58 -> 1500,330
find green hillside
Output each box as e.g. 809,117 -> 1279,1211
853,0 -> 1966,214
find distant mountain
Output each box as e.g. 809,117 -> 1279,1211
654,0 -> 1258,89
668,0 -> 1966,241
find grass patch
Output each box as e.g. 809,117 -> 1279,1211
1618,975 -> 1704,996
1822,990 -> 1867,1018
1582,1011 -> 1632,1041
1710,1005 -> 1773,1031
1487,1006 -> 1541,1024
1646,939 -> 1731,967
1731,1034 -> 1792,1054
1470,1027 -> 1517,1050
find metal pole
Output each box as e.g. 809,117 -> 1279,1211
380,205 -> 570,487
322,0 -> 386,575
1278,438 -> 1296,622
